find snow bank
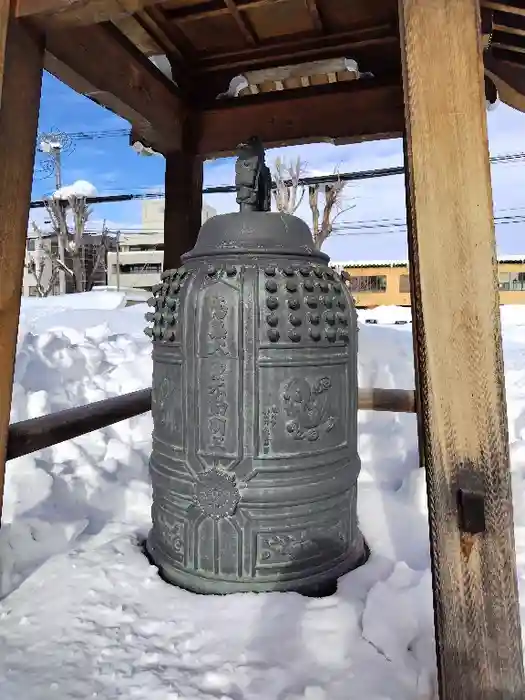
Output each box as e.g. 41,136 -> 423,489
358,305 -> 412,325
2,300 -> 525,699
17,291 -> 139,339
4,294 -> 153,599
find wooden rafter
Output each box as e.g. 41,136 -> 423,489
195,27 -> 397,73
112,14 -> 163,55
494,8 -> 525,33
492,28 -> 525,53
197,79 -> 403,157
224,0 -> 257,45
304,0 -> 324,32
164,0 -> 396,27
146,5 -> 197,57
132,6 -> 196,94
165,0 -> 293,22
492,44 -> 525,63
135,8 -> 184,58
482,0 -> 525,17
195,33 -> 399,100
16,0 -> 168,24
485,51 -> 525,108
45,21 -> 186,153
193,31 -> 399,101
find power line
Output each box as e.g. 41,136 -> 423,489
66,207 -> 525,239
30,150 -> 525,209
45,128 -> 130,142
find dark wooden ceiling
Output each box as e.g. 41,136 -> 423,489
11,0 -> 525,154
110,0 -> 401,103
18,0 -> 525,102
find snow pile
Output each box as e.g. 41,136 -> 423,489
3,293 -> 153,596
357,305 -> 412,325
53,179 -> 97,199
2,295 -> 525,699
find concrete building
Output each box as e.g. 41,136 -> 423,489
332,258 -> 525,308
23,198 -> 217,296
106,198 -> 216,292
141,197 -> 216,233
23,229 -> 108,297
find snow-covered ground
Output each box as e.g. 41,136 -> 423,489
2,295 -> 525,699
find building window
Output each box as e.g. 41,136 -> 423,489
27,239 -> 36,251
119,263 -> 162,274
28,286 -> 39,297
399,274 -> 410,293
499,272 -> 525,291
127,244 -> 164,251
348,275 -> 387,293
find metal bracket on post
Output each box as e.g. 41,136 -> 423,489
457,486 -> 486,535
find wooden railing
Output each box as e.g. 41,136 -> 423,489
5,387 -> 416,461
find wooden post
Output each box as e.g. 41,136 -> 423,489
0,13 -> 44,522
399,0 -> 525,698
163,143 -> 203,271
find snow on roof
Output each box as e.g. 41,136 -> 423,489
332,256 -> 525,268
53,179 -> 97,199
331,260 -> 408,268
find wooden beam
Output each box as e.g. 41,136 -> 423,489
304,0 -> 324,32
163,141 -> 203,271
491,43 -> 525,63
492,39 -> 525,54
195,28 -> 397,73
224,0 -> 257,45
492,28 -> 525,55
44,21 -> 185,153
0,0 -> 8,104
482,1 -> 525,18
399,0 -> 525,698
485,52 -> 525,110
6,387 -> 417,461
132,8 -> 196,95
0,15 -> 44,522
194,29 -> 399,101
494,9 -> 525,35
197,79 -> 404,158
7,389 -> 152,461
167,0 -> 304,22
15,0 -> 168,25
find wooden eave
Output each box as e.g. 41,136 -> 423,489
12,0 -> 525,156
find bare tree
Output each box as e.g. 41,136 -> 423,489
45,196 -> 69,293
272,156 -> 306,215
24,222 -> 60,297
271,155 -> 354,250
85,222 -> 109,292
68,195 -> 92,292
308,177 -> 353,250
41,194 -> 107,293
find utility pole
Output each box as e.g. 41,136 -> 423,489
53,143 -> 67,295
116,230 -> 121,291
40,137 -> 67,294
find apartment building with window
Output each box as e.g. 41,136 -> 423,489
106,198 -> 217,292
23,229 -> 109,297
332,257 -> 525,308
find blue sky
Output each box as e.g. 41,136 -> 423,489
32,71 -> 525,262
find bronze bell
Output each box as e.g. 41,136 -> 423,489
144,136 -> 366,595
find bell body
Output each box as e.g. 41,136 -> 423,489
145,212 -> 366,594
